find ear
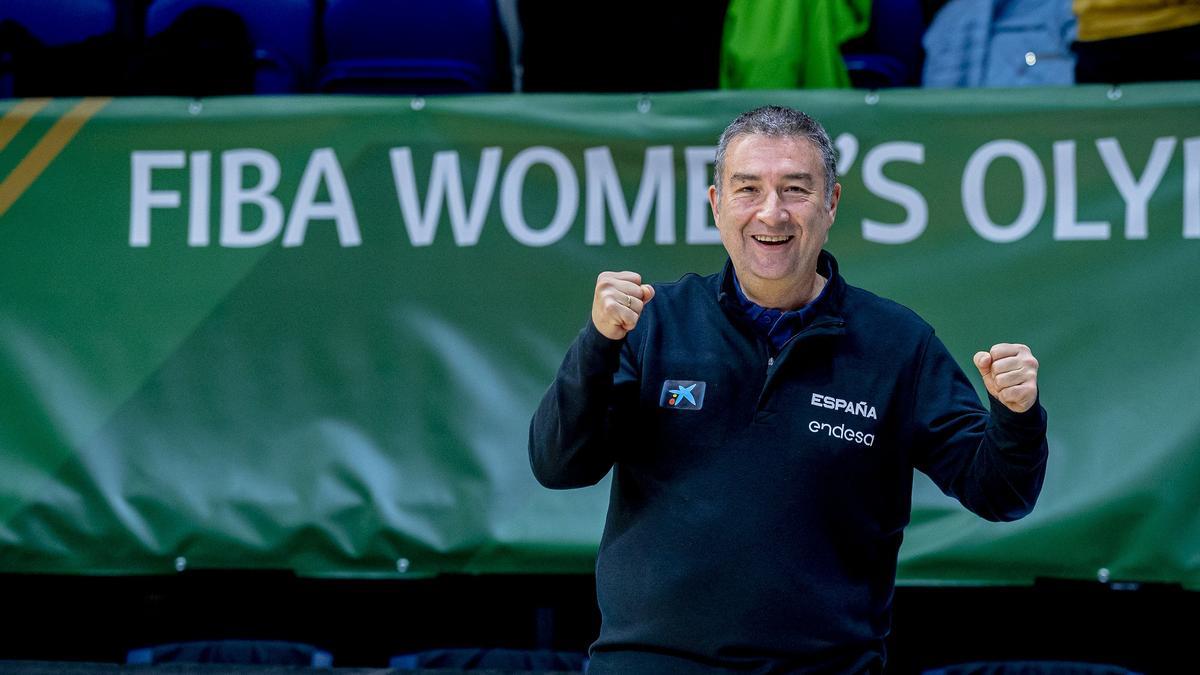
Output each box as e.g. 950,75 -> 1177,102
708,184 -> 720,226
828,182 -> 842,223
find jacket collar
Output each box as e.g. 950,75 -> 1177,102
716,249 -> 846,322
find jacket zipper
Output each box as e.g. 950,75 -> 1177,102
757,318 -> 847,411
766,318 -> 845,369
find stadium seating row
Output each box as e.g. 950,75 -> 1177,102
1,0 -> 510,97
124,641 -> 588,670
117,638 -> 1147,667
117,640 -> 1146,673
0,0 -> 934,97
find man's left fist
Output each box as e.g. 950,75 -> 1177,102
973,343 -> 1039,413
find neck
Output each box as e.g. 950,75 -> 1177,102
739,270 -> 826,311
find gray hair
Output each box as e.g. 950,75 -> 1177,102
713,105 -> 837,205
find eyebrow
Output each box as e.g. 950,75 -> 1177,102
728,172 -> 815,184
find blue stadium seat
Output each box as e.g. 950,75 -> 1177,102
0,0 -> 119,97
319,0 -> 507,94
144,0 -> 315,93
922,661 -> 1143,675
518,0 -> 727,92
842,0 -> 927,88
0,0 -> 116,46
389,647 -> 587,671
126,639 -> 333,667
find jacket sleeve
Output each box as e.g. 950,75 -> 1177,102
528,320 -> 641,489
910,331 -> 1048,522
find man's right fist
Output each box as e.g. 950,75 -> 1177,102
592,271 -> 655,340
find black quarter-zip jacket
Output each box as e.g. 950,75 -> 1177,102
529,251 -> 1048,674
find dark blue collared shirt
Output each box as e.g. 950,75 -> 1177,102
731,257 -> 833,353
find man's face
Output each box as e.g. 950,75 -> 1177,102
708,133 -> 840,305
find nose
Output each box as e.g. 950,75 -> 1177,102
756,191 -> 791,228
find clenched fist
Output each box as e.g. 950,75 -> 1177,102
592,271 -> 655,340
974,343 -> 1039,413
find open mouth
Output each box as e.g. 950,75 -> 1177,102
751,234 -> 794,247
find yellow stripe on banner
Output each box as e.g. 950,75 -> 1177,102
0,98 -> 52,153
0,97 -> 112,219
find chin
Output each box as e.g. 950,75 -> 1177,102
747,266 -> 797,281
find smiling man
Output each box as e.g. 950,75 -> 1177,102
529,106 -> 1049,674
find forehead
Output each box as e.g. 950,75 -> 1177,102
723,133 -> 824,182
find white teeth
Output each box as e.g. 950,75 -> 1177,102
752,235 -> 793,242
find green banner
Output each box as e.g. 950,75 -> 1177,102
0,86 -> 1197,586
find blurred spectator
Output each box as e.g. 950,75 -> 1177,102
923,0 -> 1076,87
1072,0 -> 1200,84
144,0 -> 316,95
0,0 -> 125,97
720,0 -> 871,89
519,0 -> 727,92
320,0 -> 510,94
138,6 -> 255,96
841,0 -> 931,88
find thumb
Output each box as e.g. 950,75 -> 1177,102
973,351 -> 992,376
640,284 -> 655,304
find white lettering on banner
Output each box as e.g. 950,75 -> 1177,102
132,148 -> 359,248
390,147 -> 501,246
963,140 -> 1045,243
188,151 -> 211,246
220,149 -> 283,247
283,148 -> 361,247
1053,140 -> 1110,241
1097,137 -> 1176,240
685,146 -> 720,244
585,146 -> 674,245
1187,137 -> 1200,239
499,146 -> 579,247
834,133 -> 859,174
128,137 -> 1200,248
129,150 -> 185,247
861,141 -> 928,244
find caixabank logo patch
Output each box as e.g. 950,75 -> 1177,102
659,380 -> 706,411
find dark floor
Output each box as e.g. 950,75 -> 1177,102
0,572 -> 1188,674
